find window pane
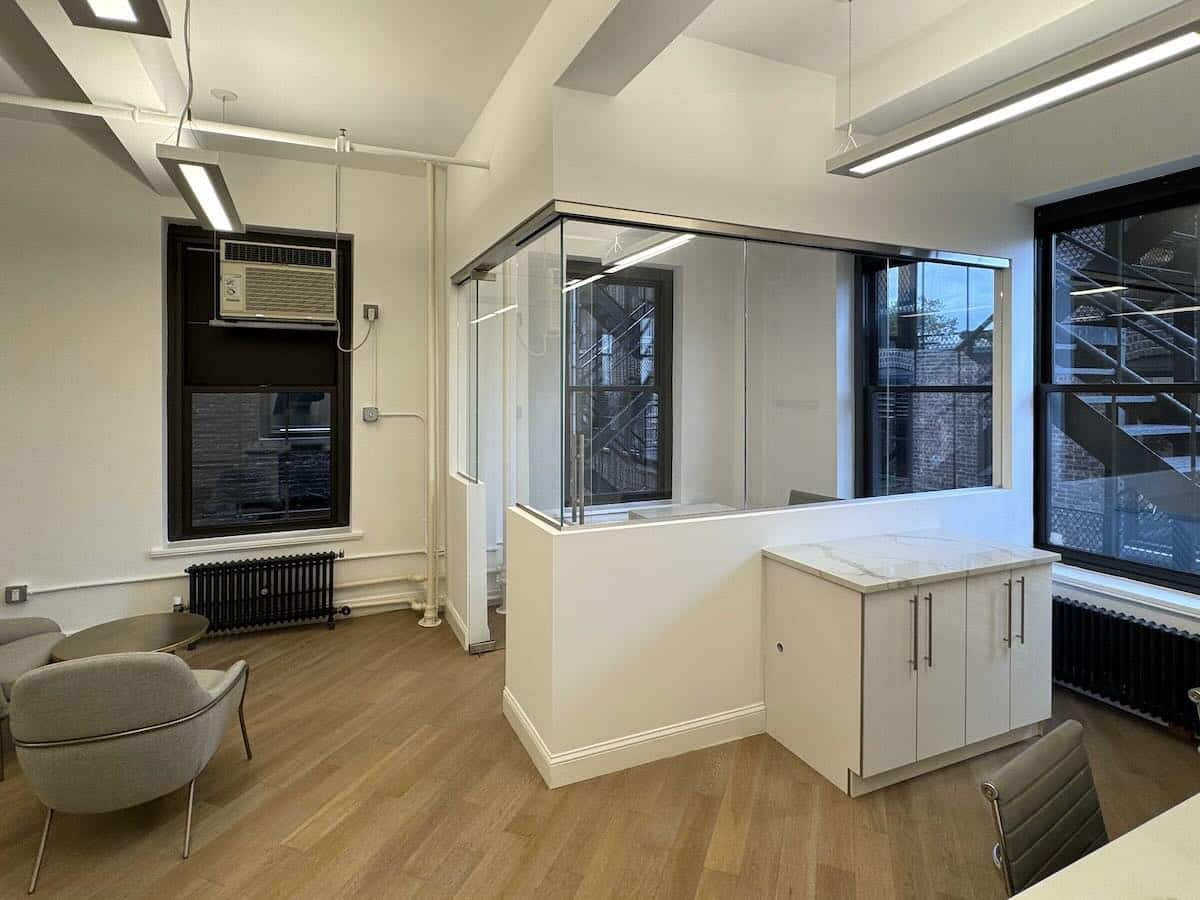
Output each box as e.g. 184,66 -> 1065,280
1044,390 -> 1200,577
573,388 -> 664,500
1052,205 -> 1200,385
570,278 -> 662,388
191,392 -> 332,530
869,390 -> 992,495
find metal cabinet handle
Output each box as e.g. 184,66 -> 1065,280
909,594 -> 918,671
1003,580 -> 1012,646
1017,576 -> 1026,645
924,592 -> 934,668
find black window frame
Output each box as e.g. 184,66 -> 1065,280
855,255 -> 996,499
563,261 -> 674,506
1034,165 -> 1200,593
166,222 -> 353,541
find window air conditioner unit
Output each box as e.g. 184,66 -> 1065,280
219,240 -> 337,324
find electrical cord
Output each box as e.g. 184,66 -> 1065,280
175,0 -> 193,147
336,316 -> 374,353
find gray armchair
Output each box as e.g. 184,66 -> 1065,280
10,652 -> 252,893
0,617 -> 64,780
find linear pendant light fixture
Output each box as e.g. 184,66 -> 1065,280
563,233 -> 695,292
59,0 -> 171,36
157,144 -> 245,233
827,2 -> 1200,178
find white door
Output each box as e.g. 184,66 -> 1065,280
1010,564 -> 1053,729
917,579 -> 967,761
966,571 -> 1014,743
861,587 -> 919,777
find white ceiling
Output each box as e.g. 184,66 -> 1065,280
687,0 -> 974,76
162,0 -> 553,156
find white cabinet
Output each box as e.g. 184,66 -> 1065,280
917,580 -> 967,760
861,587 -> 919,777
1010,564 -> 1053,728
965,565 -> 1054,742
763,534 -> 1059,798
861,581 -> 967,777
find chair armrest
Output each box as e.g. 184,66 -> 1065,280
1189,687 -> 1200,705
0,618 -> 61,647
201,660 -> 249,703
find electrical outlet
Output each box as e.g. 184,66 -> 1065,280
362,304 -> 380,321
362,406 -> 380,423
5,584 -> 28,605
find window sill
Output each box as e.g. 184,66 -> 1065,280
149,528 -> 363,559
1053,563 -> 1200,623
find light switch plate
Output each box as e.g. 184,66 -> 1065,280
5,584 -> 28,605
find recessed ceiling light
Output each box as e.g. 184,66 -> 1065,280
59,0 -> 171,37
157,144 -> 245,233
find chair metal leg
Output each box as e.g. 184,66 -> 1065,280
29,808 -> 53,894
182,779 -> 195,860
238,670 -> 252,761
1,717 -> 6,782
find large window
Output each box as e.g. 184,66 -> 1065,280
1037,169 -> 1200,590
565,264 -> 673,505
858,258 -> 996,496
167,224 -> 351,540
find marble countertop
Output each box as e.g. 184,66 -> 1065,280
762,531 -> 1060,594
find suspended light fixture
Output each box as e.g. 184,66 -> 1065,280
563,233 -> 695,292
157,144 -> 244,232
155,0 -> 243,232
827,3 -> 1200,177
58,0 -> 171,37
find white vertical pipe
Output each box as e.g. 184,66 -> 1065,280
419,161 -> 442,627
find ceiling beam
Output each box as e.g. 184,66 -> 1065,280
15,0 -> 182,193
557,0 -> 720,95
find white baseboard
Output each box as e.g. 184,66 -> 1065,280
445,600 -> 468,650
502,687 -> 766,789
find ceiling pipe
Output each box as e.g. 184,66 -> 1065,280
0,91 -> 491,170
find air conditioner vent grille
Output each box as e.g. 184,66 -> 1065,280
224,242 -> 333,269
244,268 -> 337,318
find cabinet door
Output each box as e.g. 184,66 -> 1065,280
916,579 -> 967,761
861,587 -> 919,777
966,570 -> 1014,743
1010,564 -> 1053,729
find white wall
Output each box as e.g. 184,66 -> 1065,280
746,244 -> 854,506
0,118 -> 431,632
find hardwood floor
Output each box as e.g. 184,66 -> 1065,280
1,610 -> 1197,899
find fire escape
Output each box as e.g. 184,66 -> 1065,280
1050,211 -> 1200,572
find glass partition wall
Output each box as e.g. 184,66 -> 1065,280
456,210 -> 1007,529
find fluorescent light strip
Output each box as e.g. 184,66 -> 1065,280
606,233 -> 695,272
179,164 -> 234,233
851,32 -> 1200,176
563,273 -> 607,293
564,233 -> 696,292
87,0 -> 137,22
1071,286 -> 1129,296
469,304 -> 518,325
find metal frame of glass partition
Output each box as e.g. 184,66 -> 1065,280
455,201 -> 1012,529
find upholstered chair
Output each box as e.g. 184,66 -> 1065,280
0,617 -> 64,780
981,719 -> 1108,896
10,652 -> 252,893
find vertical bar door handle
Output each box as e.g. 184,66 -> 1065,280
909,594 -> 919,671
1003,580 -> 1012,646
924,592 -> 934,667
1017,575 -> 1026,645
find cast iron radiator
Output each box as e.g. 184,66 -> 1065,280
186,550 -> 342,634
1053,595 -> 1200,736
